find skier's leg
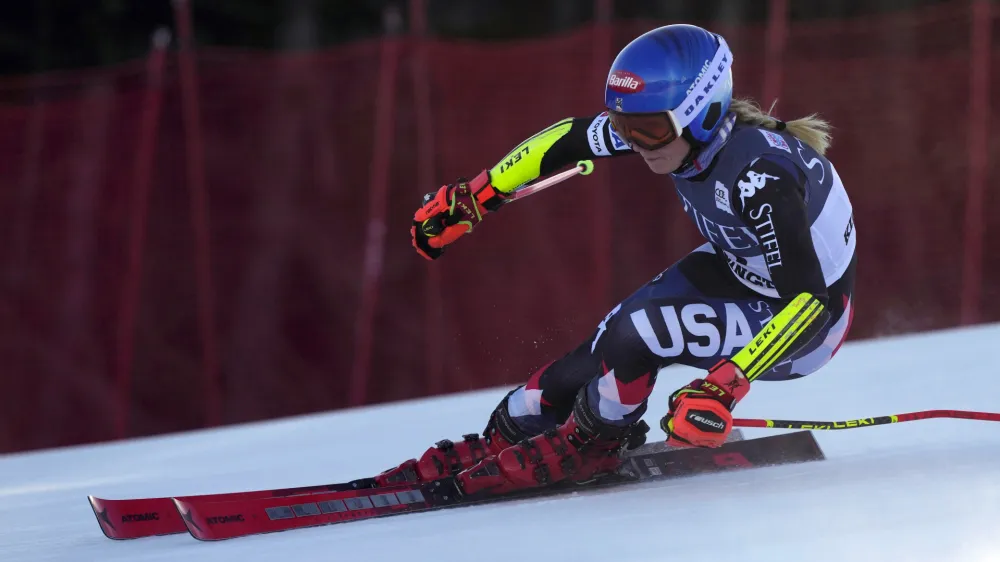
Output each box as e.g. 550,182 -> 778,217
457,244 -> 752,494
382,245 -> 855,490
491,340 -> 610,439
374,359 -> 601,487
491,243 -> 775,440
373,343 -> 600,487
459,244 -> 854,494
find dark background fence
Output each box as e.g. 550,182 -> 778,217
0,0 -> 996,453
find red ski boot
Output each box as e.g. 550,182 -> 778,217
457,388 -> 648,496
374,389 -> 533,486
375,433 -> 491,486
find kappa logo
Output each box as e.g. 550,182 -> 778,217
737,170 -> 779,210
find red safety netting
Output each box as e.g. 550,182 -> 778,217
0,2 -> 997,453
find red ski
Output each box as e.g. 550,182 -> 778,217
88,477 -> 378,539
174,431 -> 824,541
173,481 -> 442,541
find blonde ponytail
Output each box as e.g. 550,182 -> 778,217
729,98 -> 833,156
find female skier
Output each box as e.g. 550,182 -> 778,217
389,23 -> 856,496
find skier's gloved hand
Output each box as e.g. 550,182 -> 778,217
411,170 -> 508,260
661,359 -> 751,448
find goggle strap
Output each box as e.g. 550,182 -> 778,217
671,36 -> 733,130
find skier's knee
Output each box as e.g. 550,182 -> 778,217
591,303 -> 666,368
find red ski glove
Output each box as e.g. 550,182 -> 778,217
661,359 -> 751,448
411,170 -> 508,260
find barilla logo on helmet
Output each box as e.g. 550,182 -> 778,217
607,70 -> 645,93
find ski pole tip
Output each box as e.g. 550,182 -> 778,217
578,160 -> 594,175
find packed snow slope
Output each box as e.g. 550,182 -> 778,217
2,323 -> 1000,562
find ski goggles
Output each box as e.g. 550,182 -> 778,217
607,35 -> 734,151
607,111 -> 681,151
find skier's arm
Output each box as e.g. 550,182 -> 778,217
662,290 -> 829,448
733,155 -> 829,308
488,113 -> 633,193
411,112 -> 632,260
729,155 -> 831,379
662,155 -> 833,448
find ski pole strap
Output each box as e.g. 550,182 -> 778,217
735,409 -> 1000,430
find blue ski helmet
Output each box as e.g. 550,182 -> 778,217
605,24 -> 734,146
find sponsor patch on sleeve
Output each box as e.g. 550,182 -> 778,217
587,113 -> 610,156
758,129 -> 791,154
